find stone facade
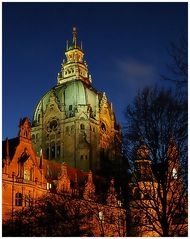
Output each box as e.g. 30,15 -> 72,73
2,118 -> 126,236
2,118 -> 47,221
31,27 -> 121,172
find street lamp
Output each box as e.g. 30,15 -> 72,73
118,200 -> 122,207
99,211 -> 104,236
117,200 -> 123,236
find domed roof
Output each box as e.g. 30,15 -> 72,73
33,79 -> 98,123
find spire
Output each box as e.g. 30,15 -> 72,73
66,40 -> 68,51
18,117 -> 31,142
72,26 -> 77,48
81,40 -> 83,50
4,137 -> 10,174
40,146 -> 43,169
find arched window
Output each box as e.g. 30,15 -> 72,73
25,194 -> 32,207
51,144 -> 55,158
24,129 -> 28,137
19,162 -> 24,178
101,122 -> 106,132
57,145 -> 60,158
15,193 -> 22,206
38,114 -> 40,123
80,124 -> 85,130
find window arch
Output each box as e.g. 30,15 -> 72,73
15,193 -> 22,206
80,124 -> 85,130
57,145 -> 60,158
30,168 -> 34,181
19,162 -> 24,178
51,143 -> 55,159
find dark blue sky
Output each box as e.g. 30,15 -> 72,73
2,2 -> 187,139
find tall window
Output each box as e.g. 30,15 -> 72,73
15,193 -> 22,206
80,124 -> 85,130
25,194 -> 32,207
19,162 -> 24,178
57,145 -> 60,158
51,144 -> 55,158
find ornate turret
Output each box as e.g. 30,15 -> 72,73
19,117 -> 31,142
83,171 -> 95,200
106,178 -> 118,206
57,162 -> 71,194
57,27 -> 92,85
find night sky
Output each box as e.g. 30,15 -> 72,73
2,2 -> 187,139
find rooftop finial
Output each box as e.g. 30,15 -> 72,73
66,40 -> 68,51
72,26 -> 77,47
81,40 -> 83,50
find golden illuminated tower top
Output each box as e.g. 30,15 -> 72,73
57,27 -> 92,85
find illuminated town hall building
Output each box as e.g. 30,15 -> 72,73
31,27 -> 121,172
2,28 -> 187,237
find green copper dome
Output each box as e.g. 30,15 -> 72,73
33,79 -> 98,124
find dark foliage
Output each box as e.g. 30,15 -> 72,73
124,87 -> 188,236
2,193 -> 93,237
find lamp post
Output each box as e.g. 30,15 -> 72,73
99,211 -> 104,236
117,200 -> 122,237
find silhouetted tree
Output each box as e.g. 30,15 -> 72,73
161,35 -> 188,89
2,193 -> 93,237
124,87 -> 188,236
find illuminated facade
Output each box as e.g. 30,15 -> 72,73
31,27 -> 121,172
2,118 -> 126,236
2,118 -> 47,221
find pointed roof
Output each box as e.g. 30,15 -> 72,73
67,26 -> 82,51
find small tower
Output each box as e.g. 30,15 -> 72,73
57,27 -> 91,85
83,171 -> 95,200
135,144 -> 152,181
19,117 -> 31,142
106,178 -> 118,206
57,162 -> 71,194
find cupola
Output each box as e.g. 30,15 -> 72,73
57,27 -> 92,85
